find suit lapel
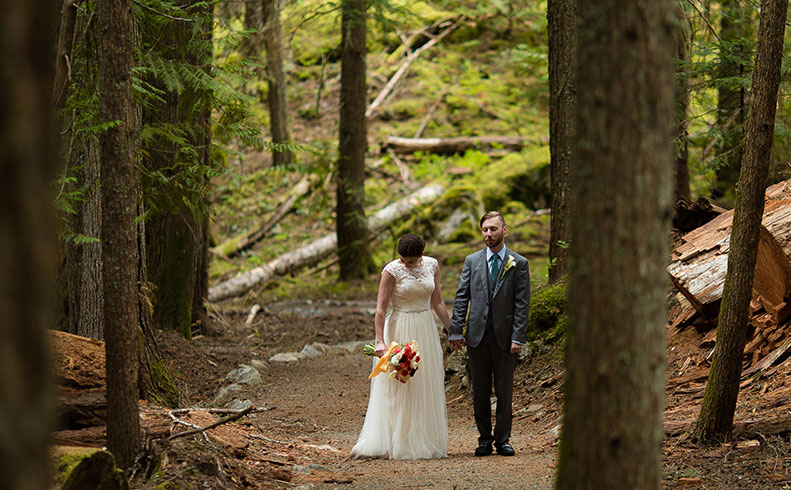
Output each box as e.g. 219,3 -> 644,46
478,249 -> 489,295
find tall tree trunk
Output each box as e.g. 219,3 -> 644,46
193,211 -> 210,333
337,0 -> 370,280
547,0 -> 576,284
56,5 -> 106,341
673,4 -> 691,203
694,0 -> 787,443
0,0 -> 57,487
75,141 -> 105,340
712,0 -> 752,202
243,0 -> 263,57
97,0 -> 141,469
53,0 -> 78,110
263,0 -> 294,166
142,0 -> 212,339
556,1 -> 674,488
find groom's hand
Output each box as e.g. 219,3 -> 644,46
449,339 -> 466,351
510,342 -> 522,354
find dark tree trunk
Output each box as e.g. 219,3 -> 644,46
75,143 -> 105,340
336,0 -> 371,280
694,0 -> 787,443
243,0 -> 263,57
97,0 -> 141,469
142,0 -> 212,339
263,0 -> 294,166
556,1 -> 674,488
193,211 -> 210,333
0,0 -> 57,487
56,6 -> 106,341
53,0 -> 78,110
547,0 -> 576,284
673,4 -> 691,203
712,0 -> 753,202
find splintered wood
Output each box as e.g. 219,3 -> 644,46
667,180 -> 791,379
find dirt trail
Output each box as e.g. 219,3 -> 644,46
170,302 -> 559,489
249,352 -> 557,489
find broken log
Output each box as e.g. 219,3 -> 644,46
383,135 -> 537,156
741,336 -> 791,379
212,175 -> 313,258
667,202 -> 791,319
208,185 -> 445,301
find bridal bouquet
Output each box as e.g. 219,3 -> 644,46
364,340 -> 421,383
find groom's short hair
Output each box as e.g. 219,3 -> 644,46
480,211 -> 505,227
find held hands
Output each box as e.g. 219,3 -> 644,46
448,338 -> 466,351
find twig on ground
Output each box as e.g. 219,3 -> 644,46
167,406 -> 254,441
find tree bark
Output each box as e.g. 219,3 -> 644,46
142,0 -> 212,339
97,0 -> 141,469
243,0 -> 263,57
56,6 -> 106,341
547,0 -> 575,284
556,1 -> 674,488
263,0 -> 294,166
673,4 -> 691,203
75,142 -> 105,340
0,0 -> 57,487
337,0 -> 370,280
712,0 -> 753,201
209,184 -> 445,301
694,0 -> 787,443
53,0 -> 78,110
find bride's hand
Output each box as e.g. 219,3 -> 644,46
375,340 -> 387,358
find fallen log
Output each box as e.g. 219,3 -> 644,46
667,200 -> 791,319
211,175 -> 313,258
208,184 -> 445,301
366,16 -> 462,120
383,135 -> 538,156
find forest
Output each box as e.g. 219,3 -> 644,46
4,0 -> 791,488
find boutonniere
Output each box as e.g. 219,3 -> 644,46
501,255 -> 516,279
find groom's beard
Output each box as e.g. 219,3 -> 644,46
485,235 -> 503,249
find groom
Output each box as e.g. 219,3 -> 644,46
449,211 -> 530,457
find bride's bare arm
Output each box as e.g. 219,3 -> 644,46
374,271 -> 396,357
431,265 -> 451,332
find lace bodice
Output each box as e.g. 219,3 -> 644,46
383,256 -> 438,313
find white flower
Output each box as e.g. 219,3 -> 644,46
501,255 -> 516,279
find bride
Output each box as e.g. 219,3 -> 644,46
351,234 -> 451,460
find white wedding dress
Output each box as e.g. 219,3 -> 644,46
350,256 -> 448,460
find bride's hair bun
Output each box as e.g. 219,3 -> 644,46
398,234 -> 425,258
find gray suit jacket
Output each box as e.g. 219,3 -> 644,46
449,246 -> 530,350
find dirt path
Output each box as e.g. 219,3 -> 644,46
166,302 -> 560,489
249,352 -> 557,489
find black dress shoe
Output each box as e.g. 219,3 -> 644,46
474,443 -> 493,457
495,443 -> 515,456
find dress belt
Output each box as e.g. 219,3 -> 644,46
392,306 -> 431,313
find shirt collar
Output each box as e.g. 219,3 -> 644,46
486,245 -> 507,263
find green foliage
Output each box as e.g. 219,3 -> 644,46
527,281 -> 567,341
472,147 -> 551,211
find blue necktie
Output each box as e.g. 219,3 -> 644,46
490,254 -> 501,282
